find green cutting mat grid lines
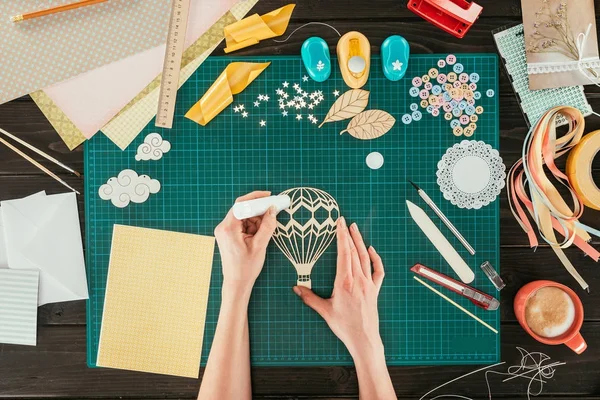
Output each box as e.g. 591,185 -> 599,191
85,54 -> 499,367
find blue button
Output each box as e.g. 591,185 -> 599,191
450,119 -> 460,128
409,87 -> 419,97
401,114 -> 412,124
453,63 -> 464,73
458,100 -> 467,110
486,89 -> 495,97
410,103 -> 418,111
452,108 -> 462,117
426,105 -> 434,113
432,85 -> 442,95
474,91 -> 481,100
412,111 -> 422,121
469,73 -> 480,83
443,92 -> 452,102
465,105 -> 476,115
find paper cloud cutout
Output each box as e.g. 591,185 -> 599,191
98,169 -> 161,208
135,133 -> 171,161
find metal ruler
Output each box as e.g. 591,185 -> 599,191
155,0 -> 191,129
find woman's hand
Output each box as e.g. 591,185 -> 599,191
214,191 -> 278,297
293,217 -> 385,359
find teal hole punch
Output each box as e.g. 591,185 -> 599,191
301,37 -> 331,82
381,35 -> 410,81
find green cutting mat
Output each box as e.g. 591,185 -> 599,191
85,54 -> 500,367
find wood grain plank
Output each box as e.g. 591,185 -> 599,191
0,324 -> 597,398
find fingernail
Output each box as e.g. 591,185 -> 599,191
268,205 -> 278,216
293,286 -> 302,296
351,223 -> 358,232
339,216 -> 346,228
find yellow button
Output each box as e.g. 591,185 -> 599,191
461,83 -> 469,91
468,122 -> 477,130
422,75 -> 430,83
445,83 -> 453,92
420,100 -> 429,108
444,112 -> 452,120
464,127 -> 474,137
463,90 -> 474,100
453,126 -> 463,136
470,114 -> 478,122
447,72 -> 457,82
475,106 -> 484,114
428,68 -> 439,78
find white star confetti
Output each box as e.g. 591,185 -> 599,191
276,88 -> 284,96
282,110 -> 288,116
241,111 -> 248,118
258,94 -> 265,101
333,90 -> 340,97
238,104 -> 245,111
299,100 -> 307,108
287,101 -> 296,107
308,114 -> 314,120
279,103 -> 286,109
282,81 -> 289,88
233,106 -> 240,113
283,93 -> 289,99
308,104 -> 314,110
392,59 -> 403,71
296,114 -> 302,120
311,117 -> 318,124
302,75 -> 309,82
293,83 -> 300,90
259,120 -> 266,127
263,95 -> 270,102
254,101 -> 260,107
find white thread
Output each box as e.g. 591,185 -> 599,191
576,23 -> 600,87
420,348 -> 565,400
273,22 -> 341,43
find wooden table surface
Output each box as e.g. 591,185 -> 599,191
1,1 -> 600,399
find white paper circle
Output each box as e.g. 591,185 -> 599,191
366,152 -> 384,170
452,155 -> 490,194
348,56 -> 366,73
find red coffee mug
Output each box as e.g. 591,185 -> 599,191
514,280 -> 587,354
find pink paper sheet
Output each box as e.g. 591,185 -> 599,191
43,0 -> 238,139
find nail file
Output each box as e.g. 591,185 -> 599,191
232,195 -> 291,220
406,200 -> 475,283
411,263 -> 499,311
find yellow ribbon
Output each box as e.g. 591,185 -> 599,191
224,4 -> 295,53
185,62 -> 270,126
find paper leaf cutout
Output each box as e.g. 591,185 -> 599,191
339,110 -> 396,140
318,89 -> 369,128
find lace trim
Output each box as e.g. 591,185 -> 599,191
527,58 -> 600,74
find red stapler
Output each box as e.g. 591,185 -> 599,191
407,0 -> 483,39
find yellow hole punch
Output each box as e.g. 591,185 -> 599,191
336,31 -> 370,89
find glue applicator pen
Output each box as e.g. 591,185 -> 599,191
232,195 -> 291,220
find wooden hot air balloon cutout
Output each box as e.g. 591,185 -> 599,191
273,187 -> 340,289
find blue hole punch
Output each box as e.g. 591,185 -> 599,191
301,37 -> 331,82
381,35 -> 410,81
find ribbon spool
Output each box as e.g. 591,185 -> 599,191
567,130 -> 600,211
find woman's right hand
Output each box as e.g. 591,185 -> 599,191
292,217 -> 385,359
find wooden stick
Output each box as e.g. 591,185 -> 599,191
11,0 -> 108,22
0,128 -> 80,177
413,276 -> 498,334
0,137 -> 79,194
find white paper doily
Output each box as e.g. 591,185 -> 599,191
436,140 -> 506,209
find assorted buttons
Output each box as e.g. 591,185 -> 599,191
404,56 -> 496,137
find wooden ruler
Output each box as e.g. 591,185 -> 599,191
155,0 -> 191,129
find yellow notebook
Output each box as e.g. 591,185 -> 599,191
97,225 -> 215,378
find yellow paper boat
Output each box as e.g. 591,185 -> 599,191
224,4 -> 295,53
185,62 -> 270,126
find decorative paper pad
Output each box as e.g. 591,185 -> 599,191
97,225 -> 215,378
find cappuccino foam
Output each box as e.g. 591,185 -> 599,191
525,287 -> 575,338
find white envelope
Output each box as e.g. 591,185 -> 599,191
1,192 -> 88,305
